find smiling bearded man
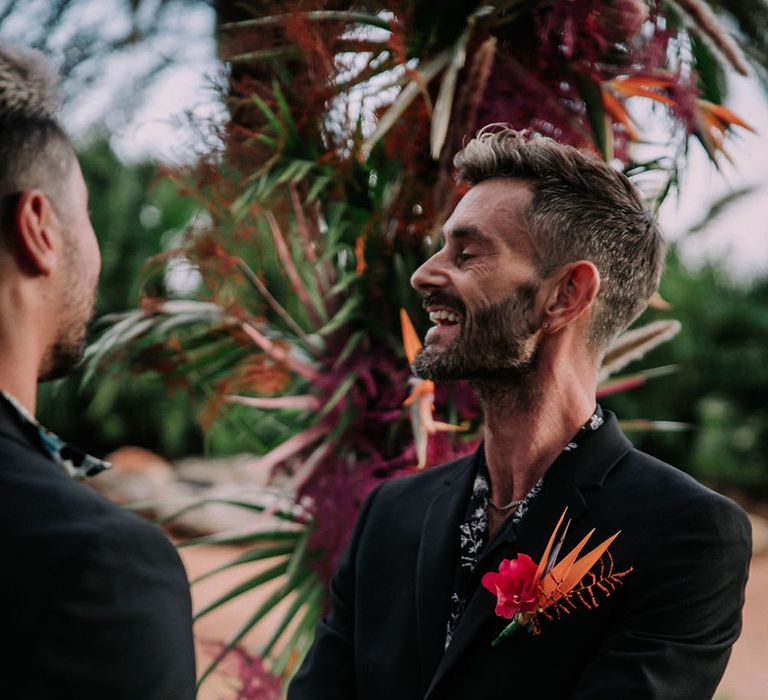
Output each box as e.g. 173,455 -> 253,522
288,127 -> 751,700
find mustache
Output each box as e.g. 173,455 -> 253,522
422,291 -> 466,315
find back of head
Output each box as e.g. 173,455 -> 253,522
0,41 -> 75,243
454,126 -> 665,354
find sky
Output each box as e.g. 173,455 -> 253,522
16,2 -> 765,284
657,75 -> 768,282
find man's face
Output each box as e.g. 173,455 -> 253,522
39,158 -> 101,381
410,178 -> 544,384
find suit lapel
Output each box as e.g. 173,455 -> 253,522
424,412 -> 632,698
415,452 -> 478,693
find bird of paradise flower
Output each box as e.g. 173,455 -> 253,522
400,309 -> 466,468
482,509 -> 633,645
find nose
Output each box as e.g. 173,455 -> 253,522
410,249 -> 448,292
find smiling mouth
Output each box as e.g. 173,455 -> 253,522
428,309 -> 462,326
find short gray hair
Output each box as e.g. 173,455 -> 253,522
0,41 -> 74,240
454,126 -> 665,352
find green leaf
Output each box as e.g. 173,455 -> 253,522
319,372 -> 358,417
191,544 -> 296,585
317,297 -> 361,336
574,73 -> 612,161
251,92 -> 286,141
272,587 -> 323,677
261,576 -> 319,658
197,566 -> 314,688
430,22 -> 473,159
83,313 -> 155,383
691,35 -> 724,105
228,46 -> 302,65
157,497 -> 301,527
362,49 -> 453,154
619,419 -> 692,432
193,559 -> 290,621
333,329 -> 366,369
178,529 -> 301,549
306,174 -> 333,203
220,10 -> 393,33
273,78 -> 300,142
328,271 -> 360,297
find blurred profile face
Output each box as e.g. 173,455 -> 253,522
409,178 -> 544,384
39,157 -> 101,381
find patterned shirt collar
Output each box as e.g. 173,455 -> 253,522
0,390 -> 111,478
444,405 -> 605,649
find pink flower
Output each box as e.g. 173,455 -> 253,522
481,554 -> 540,619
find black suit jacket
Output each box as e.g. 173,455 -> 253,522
0,400 -> 196,699
289,412 -> 751,700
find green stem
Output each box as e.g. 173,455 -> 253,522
491,619 -> 520,647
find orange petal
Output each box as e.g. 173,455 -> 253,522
541,531 -> 622,605
534,509 -> 569,587
602,90 -> 639,141
540,528 -> 596,600
403,379 -> 435,406
431,420 -> 465,433
608,77 -> 675,106
400,308 -> 423,364
697,100 -> 756,133
355,235 -> 367,274
612,74 -> 676,90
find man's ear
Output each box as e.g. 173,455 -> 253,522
13,190 -> 59,275
541,260 -> 600,333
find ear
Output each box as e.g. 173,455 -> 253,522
541,260 -> 600,333
12,190 -> 60,275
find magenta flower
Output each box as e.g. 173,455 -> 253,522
481,554 -> 540,619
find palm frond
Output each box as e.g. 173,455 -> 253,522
598,320 -> 682,383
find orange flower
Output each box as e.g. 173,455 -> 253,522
400,309 -> 465,468
484,509 -> 632,645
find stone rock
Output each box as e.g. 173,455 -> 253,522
88,446 -> 174,508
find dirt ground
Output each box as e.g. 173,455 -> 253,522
178,543 -> 768,700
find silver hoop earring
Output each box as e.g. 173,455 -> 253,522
542,322 -> 551,329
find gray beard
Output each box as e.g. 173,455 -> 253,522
413,284 -> 541,386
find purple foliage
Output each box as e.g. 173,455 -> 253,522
199,641 -> 281,700
298,346 -> 479,584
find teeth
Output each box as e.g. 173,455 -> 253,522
429,309 -> 461,324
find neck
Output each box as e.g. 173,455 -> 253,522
476,352 -> 597,506
0,282 -> 46,415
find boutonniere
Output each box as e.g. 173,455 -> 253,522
481,509 -> 632,646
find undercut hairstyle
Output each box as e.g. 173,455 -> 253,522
454,126 -> 665,353
0,41 -> 75,243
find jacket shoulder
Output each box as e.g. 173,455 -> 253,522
608,445 -> 750,536
0,432 -> 184,578
376,452 -> 475,502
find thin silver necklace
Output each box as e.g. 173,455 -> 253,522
488,496 -> 525,512
483,451 -> 525,512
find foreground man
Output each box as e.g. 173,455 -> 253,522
0,43 -> 196,698
289,128 -> 751,699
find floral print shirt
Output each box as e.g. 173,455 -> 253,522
444,406 -> 605,649
0,390 -> 111,478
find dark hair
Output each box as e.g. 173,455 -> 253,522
0,42 -> 75,240
454,126 -> 665,351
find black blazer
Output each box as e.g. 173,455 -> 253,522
289,411 -> 751,700
0,400 -> 196,699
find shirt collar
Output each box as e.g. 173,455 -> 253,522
0,390 -> 111,478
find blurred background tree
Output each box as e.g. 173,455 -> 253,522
607,237 -> 768,496
36,139 -> 206,458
